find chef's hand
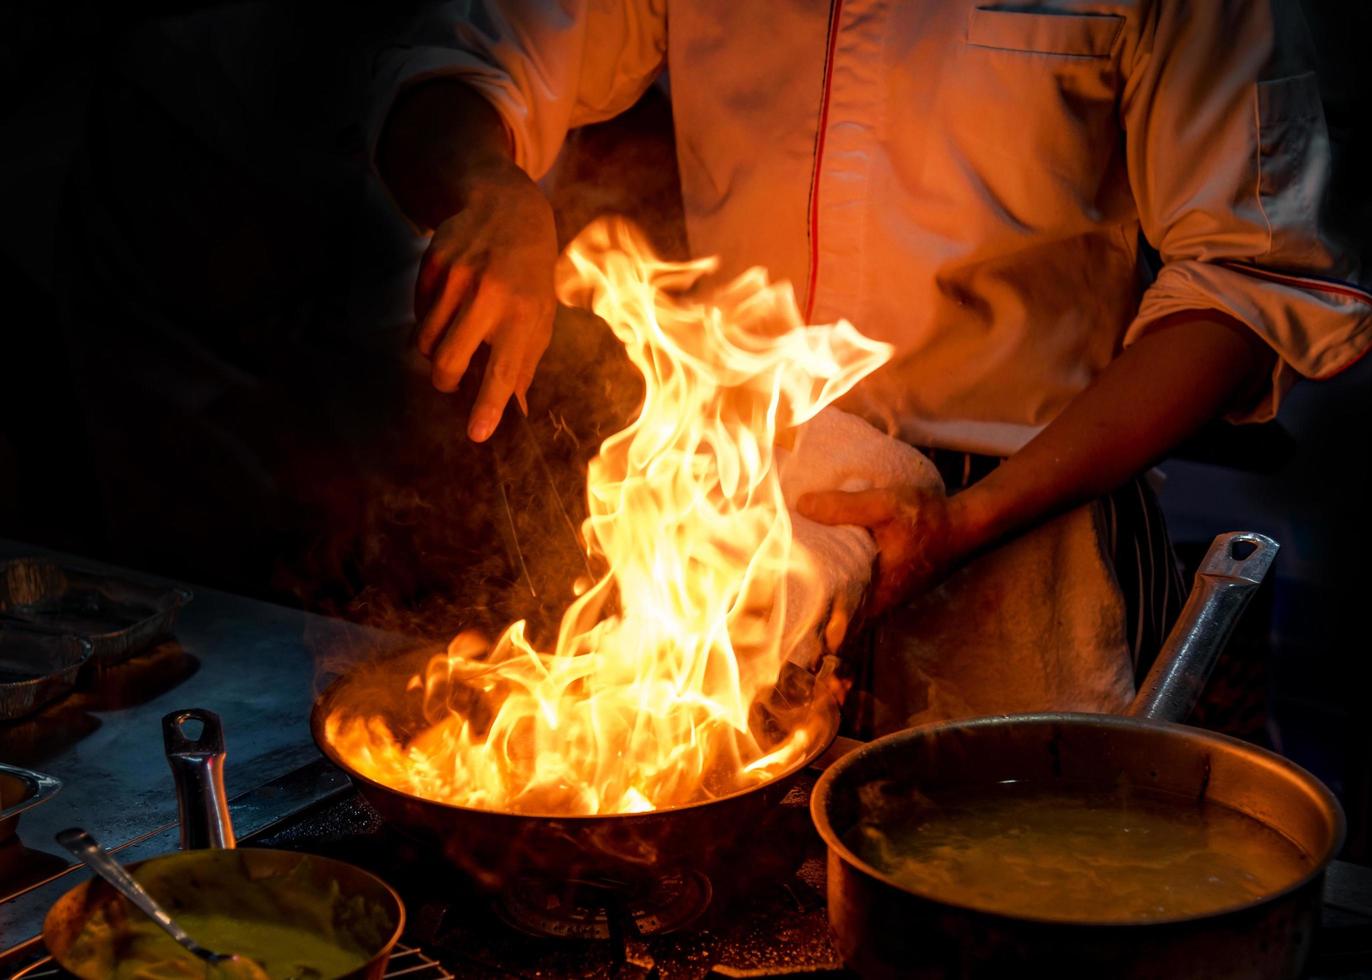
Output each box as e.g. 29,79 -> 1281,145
797,486 -> 967,616
415,158 -> 557,441
378,79 -> 557,442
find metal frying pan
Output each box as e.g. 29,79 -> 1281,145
811,532 -> 1345,979
311,653 -> 842,897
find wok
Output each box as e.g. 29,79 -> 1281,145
44,709 -> 406,980
812,531 -> 1345,979
311,647 -> 842,897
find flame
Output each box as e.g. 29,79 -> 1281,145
326,218 -> 891,815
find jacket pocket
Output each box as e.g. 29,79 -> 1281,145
967,7 -> 1124,58
940,6 -> 1125,235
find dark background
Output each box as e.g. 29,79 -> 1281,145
1,2 -> 1368,857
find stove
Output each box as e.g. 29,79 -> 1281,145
242,775 -> 849,979
8,764 -> 1372,979
2,546 -> 1365,977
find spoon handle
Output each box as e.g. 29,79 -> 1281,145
56,827 -> 215,960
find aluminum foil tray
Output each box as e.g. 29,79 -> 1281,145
0,558 -> 192,668
0,629 -> 93,721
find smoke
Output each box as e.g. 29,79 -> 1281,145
282,82 -> 684,671
281,304 -> 643,666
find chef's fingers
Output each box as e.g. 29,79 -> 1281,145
416,256 -> 476,358
468,327 -> 529,442
863,557 -> 905,618
513,303 -> 555,413
868,520 -> 941,616
870,563 -> 929,617
467,292 -> 552,440
796,488 -> 898,528
430,275 -> 505,392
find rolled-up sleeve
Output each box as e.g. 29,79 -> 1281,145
1121,0 -> 1372,422
367,0 -> 667,180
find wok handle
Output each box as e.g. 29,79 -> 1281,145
1126,531 -> 1278,723
163,708 -> 236,849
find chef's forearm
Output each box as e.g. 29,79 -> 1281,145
376,78 -> 515,230
950,311 -> 1276,557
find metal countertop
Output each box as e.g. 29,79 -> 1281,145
0,540 -> 411,953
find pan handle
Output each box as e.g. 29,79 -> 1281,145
163,708 -> 236,849
1125,531 -> 1278,724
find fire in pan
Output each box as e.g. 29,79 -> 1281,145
313,217 -> 876,924
311,649 -> 840,908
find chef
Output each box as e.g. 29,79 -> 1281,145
369,0 -> 1371,731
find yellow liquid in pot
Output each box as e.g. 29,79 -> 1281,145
97,917 -> 366,980
845,779 -> 1313,923
62,853 -> 386,980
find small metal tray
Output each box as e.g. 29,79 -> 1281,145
0,762 -> 62,843
0,558 -> 192,667
0,628 -> 93,721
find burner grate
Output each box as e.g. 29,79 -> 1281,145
379,943 -> 455,979
495,871 -> 714,941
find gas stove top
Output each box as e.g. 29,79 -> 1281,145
9,763 -> 1372,979
245,775 -> 849,979
2,548 -> 1364,977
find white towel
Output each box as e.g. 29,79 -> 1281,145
778,408 -> 1134,732
776,408 -> 941,671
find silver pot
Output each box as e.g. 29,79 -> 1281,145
812,532 -> 1344,979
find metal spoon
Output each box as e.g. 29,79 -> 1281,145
56,827 -> 268,978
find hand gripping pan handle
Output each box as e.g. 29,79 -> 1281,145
1126,531 -> 1278,724
163,708 -> 236,849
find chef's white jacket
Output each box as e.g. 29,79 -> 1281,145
373,0 -> 1371,456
